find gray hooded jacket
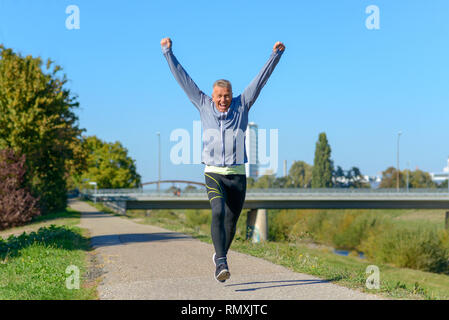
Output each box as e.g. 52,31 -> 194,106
162,46 -> 283,167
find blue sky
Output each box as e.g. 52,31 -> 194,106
1,0 -> 448,185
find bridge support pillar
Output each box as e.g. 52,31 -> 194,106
246,209 -> 268,243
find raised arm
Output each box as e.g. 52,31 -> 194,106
241,41 -> 285,111
161,37 -> 208,111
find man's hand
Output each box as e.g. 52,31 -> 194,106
273,41 -> 285,52
161,37 -> 172,50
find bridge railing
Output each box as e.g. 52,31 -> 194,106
81,188 -> 449,199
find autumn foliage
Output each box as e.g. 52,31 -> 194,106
0,149 -> 40,230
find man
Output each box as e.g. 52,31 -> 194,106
161,37 -> 285,282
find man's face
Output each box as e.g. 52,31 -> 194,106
212,85 -> 232,113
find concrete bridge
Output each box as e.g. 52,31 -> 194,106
86,188 -> 449,210
81,188 -> 449,241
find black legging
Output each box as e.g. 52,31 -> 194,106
205,172 -> 247,259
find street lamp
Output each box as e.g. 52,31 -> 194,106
406,161 -> 410,192
396,131 -> 402,191
156,131 -> 161,192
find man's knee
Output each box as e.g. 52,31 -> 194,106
211,203 -> 226,221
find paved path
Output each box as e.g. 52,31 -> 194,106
70,200 -> 384,300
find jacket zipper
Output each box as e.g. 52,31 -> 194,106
220,115 -> 225,166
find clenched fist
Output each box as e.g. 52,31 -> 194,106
161,37 -> 172,50
273,41 -> 285,52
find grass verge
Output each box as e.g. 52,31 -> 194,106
0,207 -> 97,300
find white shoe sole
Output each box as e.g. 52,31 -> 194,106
213,253 -> 230,282
215,268 -> 230,282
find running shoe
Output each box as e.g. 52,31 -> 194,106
214,259 -> 230,283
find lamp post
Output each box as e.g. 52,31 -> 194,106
396,131 -> 402,191
406,161 -> 410,192
156,131 -> 161,192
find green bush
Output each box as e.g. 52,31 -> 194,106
269,210 -> 383,250
360,226 -> 449,274
330,213 -> 385,250
267,209 -> 449,274
185,210 -> 211,228
268,210 -> 303,242
0,224 -> 87,260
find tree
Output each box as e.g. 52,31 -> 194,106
0,45 -> 85,213
345,166 -> 370,188
437,179 -> 448,189
0,149 -> 40,230
72,136 -> 141,189
379,167 -> 403,188
379,167 -> 436,189
288,160 -> 313,188
166,186 -> 181,196
183,185 -> 197,192
409,169 -> 436,189
253,174 -> 276,189
312,132 -> 334,188
247,177 -> 256,189
273,176 -> 289,188
333,165 -> 346,188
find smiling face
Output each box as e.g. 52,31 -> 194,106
212,84 -> 232,113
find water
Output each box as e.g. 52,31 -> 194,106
333,249 -> 365,259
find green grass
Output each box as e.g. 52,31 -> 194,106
0,208 -> 97,300
231,241 -> 449,300
119,208 -> 449,300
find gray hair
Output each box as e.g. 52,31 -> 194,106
213,79 -> 232,91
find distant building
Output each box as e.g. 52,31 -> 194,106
366,175 -> 382,189
430,158 -> 449,184
261,169 -> 275,176
332,174 -> 380,188
245,122 -> 259,178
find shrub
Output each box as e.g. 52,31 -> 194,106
269,210 -> 303,242
0,149 -> 40,230
268,209 -> 449,274
0,224 -> 85,260
185,209 -> 211,228
271,210 -> 382,250
360,226 -> 449,274
331,213 -> 385,250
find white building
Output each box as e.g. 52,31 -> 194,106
430,158 -> 449,184
245,122 -> 259,178
366,175 -> 382,188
